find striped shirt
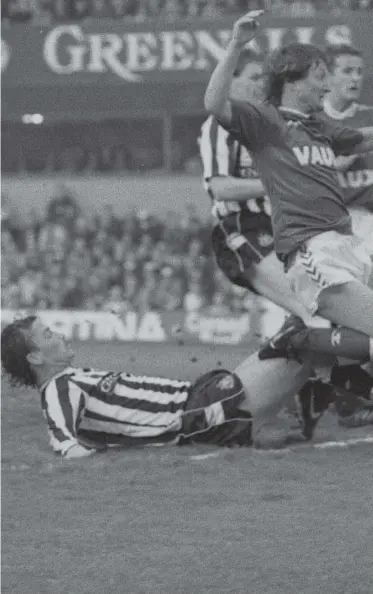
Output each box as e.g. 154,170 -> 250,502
198,115 -> 271,221
40,367 -> 191,456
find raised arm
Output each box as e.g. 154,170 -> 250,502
331,125 -> 373,157
355,127 -> 373,154
209,177 -> 265,202
204,10 -> 264,126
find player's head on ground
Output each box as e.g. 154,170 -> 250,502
265,43 -> 330,113
231,48 -> 265,103
1,316 -> 74,388
325,44 -> 364,106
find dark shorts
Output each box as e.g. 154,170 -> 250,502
180,370 -> 253,447
211,212 -> 274,291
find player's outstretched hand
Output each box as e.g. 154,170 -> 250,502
64,444 -> 97,459
231,10 -> 265,49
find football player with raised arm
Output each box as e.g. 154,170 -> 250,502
204,10 -> 373,339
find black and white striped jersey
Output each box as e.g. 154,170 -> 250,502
198,115 -> 271,221
40,367 -> 191,456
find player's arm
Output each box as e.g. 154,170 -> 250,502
204,10 -> 264,126
43,379 -> 96,459
199,118 -> 265,201
355,127 -> 373,154
209,177 -> 265,202
331,125 -> 373,156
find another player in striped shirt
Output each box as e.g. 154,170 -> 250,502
2,315 -> 320,457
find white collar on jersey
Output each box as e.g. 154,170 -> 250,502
278,106 -> 311,119
323,98 -> 358,120
39,366 -> 75,392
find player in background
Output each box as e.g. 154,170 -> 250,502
264,44 -> 373,430
324,44 -> 373,268
204,10 -> 373,339
200,40 -> 373,437
322,44 -> 373,426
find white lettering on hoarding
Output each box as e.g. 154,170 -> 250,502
185,313 -> 250,344
0,310 -> 165,342
43,24 -> 353,81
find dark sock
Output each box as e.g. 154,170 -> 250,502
291,326 -> 371,362
331,364 -> 373,400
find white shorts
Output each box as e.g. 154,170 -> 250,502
286,230 -> 373,315
349,206 -> 373,256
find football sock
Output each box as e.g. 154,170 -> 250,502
331,364 -> 373,400
290,326 -> 372,363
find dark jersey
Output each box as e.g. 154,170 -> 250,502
224,101 -> 364,259
323,100 -> 373,210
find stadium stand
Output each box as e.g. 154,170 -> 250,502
1,189 -> 252,313
2,0 -> 372,25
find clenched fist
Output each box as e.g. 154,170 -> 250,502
231,10 -> 265,49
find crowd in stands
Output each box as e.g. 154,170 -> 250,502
2,0 -> 372,25
1,188 -> 252,315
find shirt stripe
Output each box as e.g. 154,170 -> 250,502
199,116 -> 231,180
40,367 -> 191,454
41,377 -> 86,455
199,116 -> 271,222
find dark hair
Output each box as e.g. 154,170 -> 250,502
265,43 -> 328,105
325,44 -> 363,71
234,48 -> 262,77
1,316 -> 38,387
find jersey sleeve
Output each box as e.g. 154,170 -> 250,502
43,378 -> 89,456
328,124 -> 364,156
199,117 -> 231,180
221,100 -> 279,153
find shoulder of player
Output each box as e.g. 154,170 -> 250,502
41,367 -> 86,395
230,99 -> 277,118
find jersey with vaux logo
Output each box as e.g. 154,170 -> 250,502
225,101 -> 364,259
323,100 -> 373,210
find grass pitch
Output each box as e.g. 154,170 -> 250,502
2,342 -> 373,594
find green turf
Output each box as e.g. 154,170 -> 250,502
3,343 -> 373,594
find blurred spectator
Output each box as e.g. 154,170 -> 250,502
2,0 -> 372,25
1,194 -> 255,313
183,280 -> 206,312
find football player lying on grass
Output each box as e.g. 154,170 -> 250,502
3,315 -> 373,459
1,315 -> 328,459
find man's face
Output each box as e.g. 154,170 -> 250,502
231,62 -> 265,103
296,61 -> 330,112
329,54 -> 364,103
27,318 -> 74,367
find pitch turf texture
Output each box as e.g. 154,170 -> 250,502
3,342 -> 373,594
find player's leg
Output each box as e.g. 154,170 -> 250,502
212,220 -> 312,325
246,250 -> 313,323
259,314 -> 373,363
233,351 -> 314,428
181,355 -> 314,446
286,231 -> 373,337
317,281 -> 373,337
350,206 -> 373,269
